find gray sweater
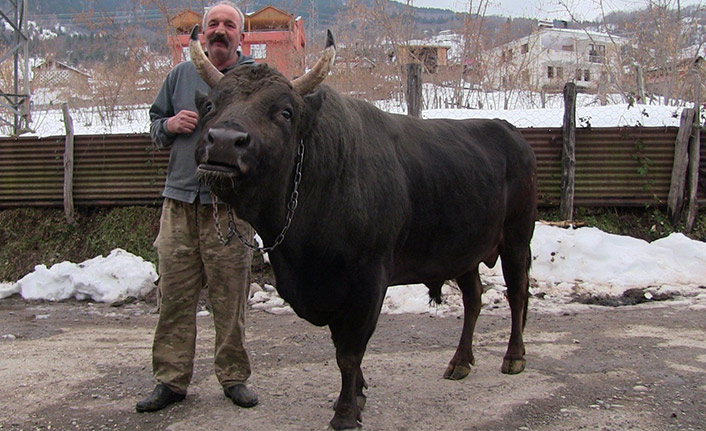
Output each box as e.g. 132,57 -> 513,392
149,53 -> 255,204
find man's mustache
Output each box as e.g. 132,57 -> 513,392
209,33 -> 229,46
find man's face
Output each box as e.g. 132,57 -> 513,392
203,4 -> 244,67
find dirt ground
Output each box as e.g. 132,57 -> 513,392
1,295 -> 705,431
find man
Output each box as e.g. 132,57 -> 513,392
136,1 -> 258,413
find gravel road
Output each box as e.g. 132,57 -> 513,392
1,295 -> 704,431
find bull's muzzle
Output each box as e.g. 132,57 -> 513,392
199,127 -> 250,175
207,127 -> 250,148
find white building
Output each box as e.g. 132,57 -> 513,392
484,23 -> 626,93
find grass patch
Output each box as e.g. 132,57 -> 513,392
538,206 -> 706,242
0,206 -> 160,282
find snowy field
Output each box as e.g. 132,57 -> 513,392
13,87 -> 688,138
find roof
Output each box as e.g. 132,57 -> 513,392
246,5 -> 295,30
169,9 -> 202,32
32,59 -> 91,77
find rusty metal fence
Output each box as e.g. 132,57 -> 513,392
0,128 -> 703,208
0,134 -> 168,207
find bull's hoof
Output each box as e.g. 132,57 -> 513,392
329,417 -> 362,430
501,358 -> 526,374
443,363 -> 471,380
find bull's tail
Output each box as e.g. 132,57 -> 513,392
523,245 -> 532,329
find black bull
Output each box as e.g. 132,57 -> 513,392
191,29 -> 537,430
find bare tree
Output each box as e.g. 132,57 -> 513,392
448,0 -> 489,109
559,0 -> 706,106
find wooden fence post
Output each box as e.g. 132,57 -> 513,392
62,102 -> 75,225
668,108 -> 694,226
561,82 -> 576,221
686,76 -> 701,232
635,65 -> 645,103
406,62 -> 423,118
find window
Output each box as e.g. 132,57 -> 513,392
576,69 -> 591,81
547,66 -> 554,79
589,44 -> 605,63
561,44 -> 574,52
251,44 -> 267,59
556,66 -> 564,79
521,43 -> 529,54
502,48 -> 513,62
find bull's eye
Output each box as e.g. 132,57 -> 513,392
281,108 -> 293,121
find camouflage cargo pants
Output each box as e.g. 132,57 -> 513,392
152,197 -> 254,394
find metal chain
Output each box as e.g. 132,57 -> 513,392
211,140 -> 305,254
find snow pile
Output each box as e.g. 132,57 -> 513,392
529,225 -> 706,287
0,249 -> 157,303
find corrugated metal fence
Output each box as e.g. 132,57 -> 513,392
0,128 -> 703,208
1,134 -> 168,207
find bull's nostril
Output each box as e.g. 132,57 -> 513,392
234,132 -> 250,148
208,127 -> 249,148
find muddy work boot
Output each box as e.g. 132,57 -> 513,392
223,383 -> 258,408
135,383 -> 186,412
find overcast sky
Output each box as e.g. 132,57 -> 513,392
393,0 -> 703,21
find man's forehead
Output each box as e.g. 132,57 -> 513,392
206,5 -> 239,22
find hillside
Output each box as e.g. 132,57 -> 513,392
24,0 -> 561,42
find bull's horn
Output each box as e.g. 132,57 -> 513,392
292,30 -> 336,95
189,24 -> 223,88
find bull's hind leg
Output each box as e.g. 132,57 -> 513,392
499,242 -> 531,375
443,269 -> 483,380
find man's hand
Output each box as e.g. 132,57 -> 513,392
166,110 -> 199,134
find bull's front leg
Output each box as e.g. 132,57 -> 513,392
330,347 -> 365,430
327,297 -> 382,429
333,367 -> 368,411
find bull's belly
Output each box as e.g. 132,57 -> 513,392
389,257 -> 480,285
389,242 -> 499,285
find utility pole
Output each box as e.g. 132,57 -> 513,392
0,0 -> 31,136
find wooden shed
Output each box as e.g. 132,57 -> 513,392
241,5 -> 306,79
396,43 -> 449,74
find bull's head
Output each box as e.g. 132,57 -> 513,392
192,26 -> 335,222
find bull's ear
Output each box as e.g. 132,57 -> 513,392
195,90 -> 209,113
301,89 -> 326,135
303,89 -> 325,117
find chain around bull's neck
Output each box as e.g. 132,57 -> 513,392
210,139 -> 304,254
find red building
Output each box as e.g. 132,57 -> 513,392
167,5 -> 306,79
